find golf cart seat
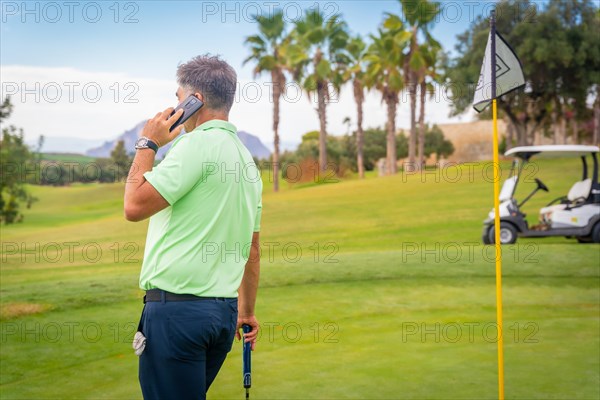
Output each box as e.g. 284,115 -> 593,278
499,176 -> 518,202
540,178 -> 592,223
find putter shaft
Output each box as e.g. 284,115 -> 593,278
242,324 -> 252,399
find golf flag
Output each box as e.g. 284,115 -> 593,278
472,12 -> 526,400
473,31 -> 525,112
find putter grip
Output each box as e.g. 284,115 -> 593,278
242,324 -> 252,389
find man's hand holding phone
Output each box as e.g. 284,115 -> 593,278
139,94 -> 204,150
140,108 -> 185,149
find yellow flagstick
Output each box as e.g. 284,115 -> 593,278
492,98 -> 504,400
476,8 -> 525,399
489,10 -> 505,399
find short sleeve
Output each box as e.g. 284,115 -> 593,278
143,135 -> 205,205
253,196 -> 262,232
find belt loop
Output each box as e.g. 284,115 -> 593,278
161,290 -> 166,304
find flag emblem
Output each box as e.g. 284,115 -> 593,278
473,32 -> 525,113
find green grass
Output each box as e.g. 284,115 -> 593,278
1,158 -> 598,399
40,153 -> 98,163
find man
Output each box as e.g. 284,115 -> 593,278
124,54 -> 262,400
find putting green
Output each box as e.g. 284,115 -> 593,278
1,158 -> 598,399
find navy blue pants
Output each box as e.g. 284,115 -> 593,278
138,294 -> 238,400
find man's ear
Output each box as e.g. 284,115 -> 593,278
194,92 -> 204,103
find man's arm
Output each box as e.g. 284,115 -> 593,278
236,231 -> 260,350
124,149 -> 169,221
123,108 -> 184,222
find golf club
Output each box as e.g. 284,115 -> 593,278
242,324 -> 252,399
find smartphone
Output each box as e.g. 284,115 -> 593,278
170,95 -> 204,132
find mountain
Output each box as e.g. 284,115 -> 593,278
85,121 -> 272,160
237,131 -> 271,159
86,121 -> 152,157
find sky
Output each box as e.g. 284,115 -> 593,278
0,0 -> 515,151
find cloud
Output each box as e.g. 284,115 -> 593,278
0,65 -> 175,141
0,65 -> 472,149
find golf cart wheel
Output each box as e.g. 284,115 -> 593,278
592,223 -> 600,244
488,222 -> 518,245
482,226 -> 493,245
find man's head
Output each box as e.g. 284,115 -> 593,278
176,54 -> 237,132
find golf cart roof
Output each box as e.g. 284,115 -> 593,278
505,145 -> 599,160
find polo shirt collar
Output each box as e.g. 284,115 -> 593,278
194,119 -> 237,135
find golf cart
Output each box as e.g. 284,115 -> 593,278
482,145 -> 600,244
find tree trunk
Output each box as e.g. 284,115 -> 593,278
500,102 -> 528,146
317,81 -> 328,172
517,123 -> 528,146
504,112 -> 527,146
406,26 -> 418,166
552,108 -> 560,144
500,98 -> 548,147
529,121 -> 537,145
354,79 -> 365,179
571,117 -> 578,144
385,93 -> 398,175
560,116 -> 567,144
408,77 -> 417,166
271,69 -> 282,192
417,81 -> 426,169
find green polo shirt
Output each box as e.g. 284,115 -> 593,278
139,119 -> 263,298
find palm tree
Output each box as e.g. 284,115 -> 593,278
398,0 -> 440,166
343,35 -> 368,179
342,116 -> 351,135
243,11 -> 288,192
364,14 -> 409,175
416,40 -> 443,167
288,10 -> 349,172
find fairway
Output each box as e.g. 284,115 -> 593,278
1,159 -> 599,399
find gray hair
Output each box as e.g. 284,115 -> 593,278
176,54 -> 237,113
